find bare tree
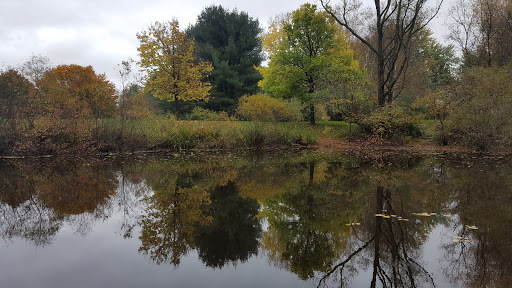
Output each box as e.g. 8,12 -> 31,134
18,54 -> 52,84
116,60 -> 133,121
114,59 -> 139,151
447,0 -> 477,56
320,0 -> 443,106
447,0 -> 512,67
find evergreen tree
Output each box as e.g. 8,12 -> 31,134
187,5 -> 264,114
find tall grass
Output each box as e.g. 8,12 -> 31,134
1,115 -> 362,155
95,116 -> 321,152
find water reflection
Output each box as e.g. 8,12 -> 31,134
196,181 -> 261,268
316,185 -> 439,288
0,160 -> 117,245
442,159 -> 512,288
138,171 -> 212,265
261,162 -> 354,280
0,152 -> 510,287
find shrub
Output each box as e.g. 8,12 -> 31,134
124,92 -> 155,120
189,107 -> 230,121
413,90 -> 454,145
359,106 -> 422,139
236,94 -> 303,122
242,122 -> 317,146
283,98 -> 305,122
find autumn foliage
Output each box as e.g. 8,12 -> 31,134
25,65 -> 117,149
49,65 -> 117,119
137,20 -> 213,115
0,64 -> 118,154
0,70 -> 34,152
236,94 -> 303,122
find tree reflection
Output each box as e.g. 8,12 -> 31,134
258,155 -> 454,286
0,162 -> 36,207
261,162 -> 355,280
37,169 -> 116,216
195,181 -> 261,268
313,153 -> 453,287
0,160 -> 118,245
1,151 -> 511,287
0,195 -> 60,247
318,186 -> 437,287
138,172 -> 212,265
114,167 -> 151,239
441,158 -> 512,287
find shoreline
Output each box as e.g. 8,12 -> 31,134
1,137 -> 510,160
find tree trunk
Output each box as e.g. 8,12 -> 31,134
387,67 -> 395,104
377,12 -> 386,107
309,103 -> 316,125
377,64 -> 386,106
320,0 -> 442,108
174,94 -> 179,118
307,75 -> 316,124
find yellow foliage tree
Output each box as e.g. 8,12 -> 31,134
137,20 -> 213,116
260,15 -> 289,59
139,185 -> 212,266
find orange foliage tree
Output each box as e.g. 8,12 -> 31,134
28,65 -> 117,149
49,65 -> 117,119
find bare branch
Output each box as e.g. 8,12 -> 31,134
320,0 -> 379,55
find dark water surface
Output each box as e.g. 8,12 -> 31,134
0,151 -> 511,288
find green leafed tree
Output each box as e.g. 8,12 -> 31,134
137,20 -> 213,117
187,5 -> 264,114
419,35 -> 457,89
259,3 -> 363,124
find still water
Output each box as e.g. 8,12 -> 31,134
0,150 -> 510,288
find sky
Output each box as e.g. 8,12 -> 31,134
0,0 -> 452,88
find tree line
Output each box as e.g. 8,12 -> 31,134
1,0 -> 512,154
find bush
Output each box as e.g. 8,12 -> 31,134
412,90 -> 454,145
284,98 -> 305,122
236,94 -> 303,122
242,122 -> 317,146
189,107 -> 230,121
359,106 -> 422,139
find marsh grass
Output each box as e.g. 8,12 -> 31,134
95,117 -> 325,152
314,121 -> 363,138
1,116 -> 360,155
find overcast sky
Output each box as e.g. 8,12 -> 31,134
0,0 -> 452,88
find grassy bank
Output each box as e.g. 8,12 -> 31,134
3,116 -> 499,156
3,113 -> 463,156
96,118 -> 322,152
2,117 -> 359,155
95,118 -> 359,152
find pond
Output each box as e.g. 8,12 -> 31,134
0,150 -> 510,288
